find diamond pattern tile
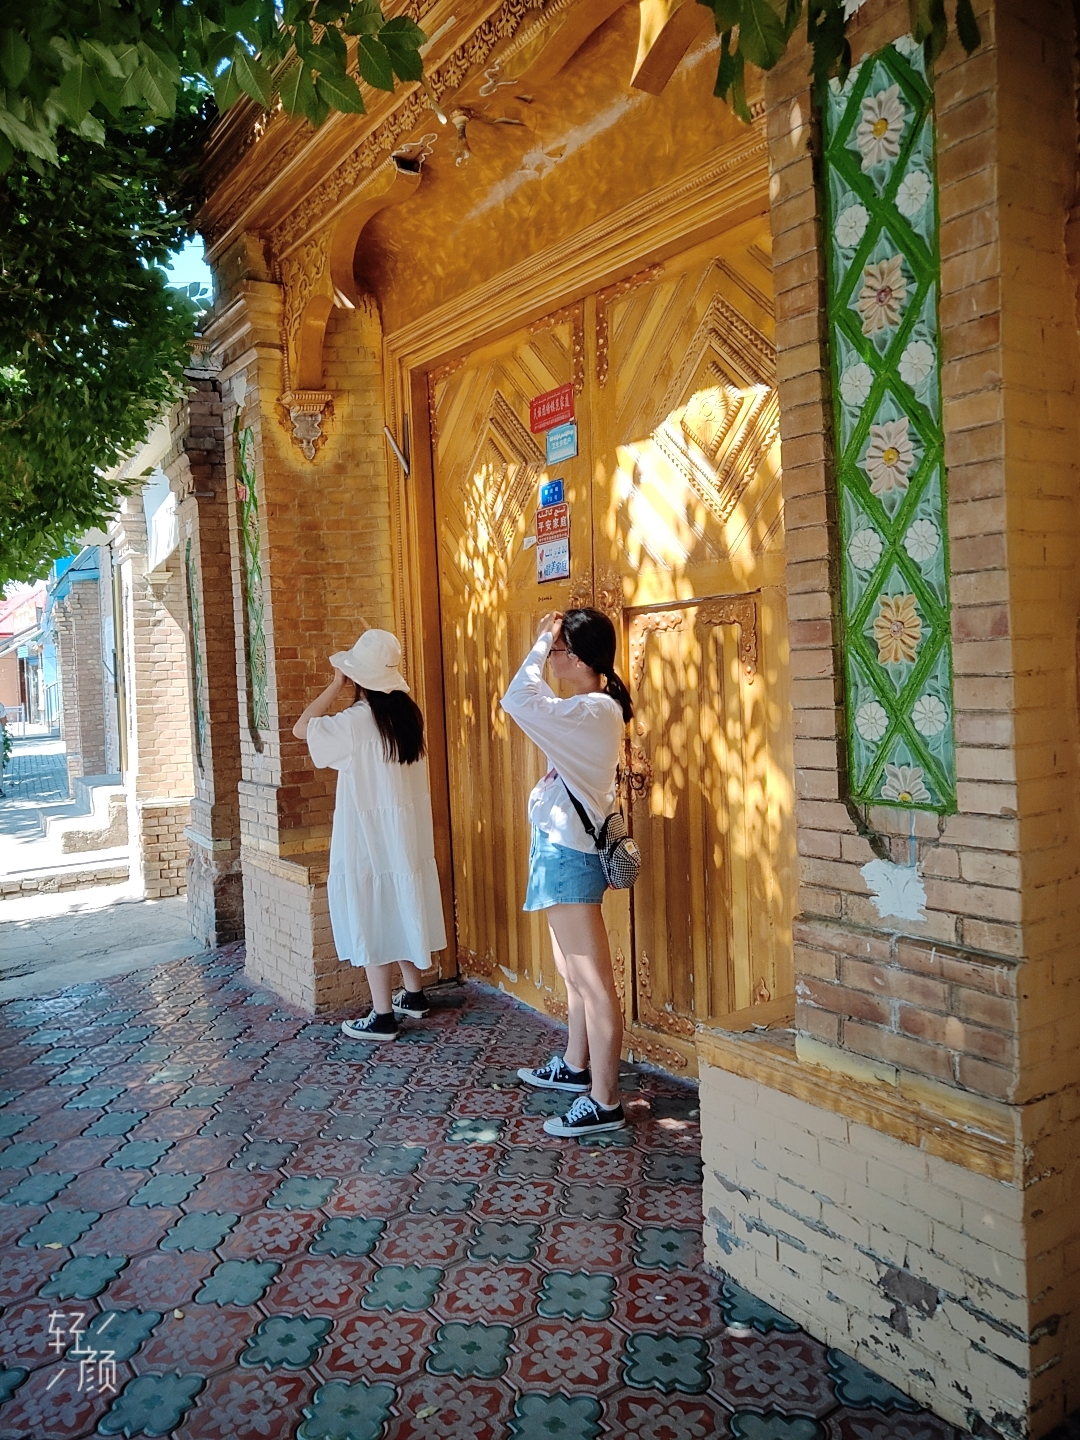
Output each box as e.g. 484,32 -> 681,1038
0,944 -> 1017,1440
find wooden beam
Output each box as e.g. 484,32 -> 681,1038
630,0 -> 713,95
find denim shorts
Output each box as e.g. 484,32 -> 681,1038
523,828 -> 607,910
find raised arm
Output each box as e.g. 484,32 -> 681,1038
293,669 -> 350,740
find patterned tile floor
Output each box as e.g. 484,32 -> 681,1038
0,945 -> 973,1440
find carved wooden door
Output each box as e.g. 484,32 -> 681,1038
587,221 -> 796,1070
428,219 -> 795,1072
429,313 -> 592,1019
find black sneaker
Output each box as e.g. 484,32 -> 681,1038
517,1055 -> 591,1092
392,989 -> 430,1019
542,1094 -> 626,1137
341,1010 -> 399,1042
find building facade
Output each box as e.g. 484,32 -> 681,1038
187,1 -> 1080,1432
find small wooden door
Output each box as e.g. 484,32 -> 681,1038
427,218 -> 795,1071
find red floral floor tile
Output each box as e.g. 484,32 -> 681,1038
436,1264 -> 541,1323
320,1311 -> 437,1380
0,1245 -> 68,1302
183,1169 -> 277,1214
420,1144 -> 500,1181
285,1140 -> 371,1176
218,1209 -> 323,1260
391,1375 -> 511,1440
824,1413 -> 961,1440
506,1317 -> 622,1394
259,1256 -> 374,1314
378,1216 -> 472,1267
610,1391 -> 732,1439
561,1144 -> 643,1184
0,1298 -> 102,1372
539,1219 -> 636,1271
70,1205 -> 179,1257
325,1176 -> 417,1218
615,1270 -> 724,1335
134,1306 -> 254,1374
103,1251 -> 216,1309
452,1088 -> 522,1117
711,1333 -> 838,1417
172,1369 -> 312,1440
59,1167 -> 143,1213
475,1179 -> 562,1222
627,1184 -> 709,1227
0,1360 -> 112,1439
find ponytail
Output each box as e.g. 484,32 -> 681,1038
357,687 -> 426,764
560,607 -> 634,724
603,670 -> 634,724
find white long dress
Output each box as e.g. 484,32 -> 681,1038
306,703 -> 446,969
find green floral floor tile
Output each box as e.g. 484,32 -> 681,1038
426,1321 -> 514,1378
233,1139 -> 297,1170
64,1085 -> 126,1109
507,1393 -> 603,1440
634,1227 -> 700,1271
310,1216 -> 385,1256
160,1210 -> 239,1252
195,1258 -> 280,1305
411,1180 -> 477,1212
538,1270 -> 616,1321
69,1308 -> 163,1361
320,1115 -> 378,1141
39,1252 -> 129,1298
84,1111 -> 147,1137
447,1118 -> 503,1144
287,1086 -> 336,1111
361,1264 -> 443,1312
105,1139 -> 174,1170
721,1279 -> 802,1335
297,1379 -> 396,1440
468,1221 -> 539,1262
1,1172 -> 75,1205
0,1369 -> 26,1402
98,1371 -> 204,1437
623,1332 -> 711,1394
730,1414 -> 825,1440
0,1113 -> 36,1138
240,1313 -> 332,1370
0,1140 -> 56,1168
360,1145 -> 424,1177
645,1153 -> 703,1184
129,1173 -> 202,1207
173,1085 -> 232,1107
18,1207 -> 100,1247
268,1176 -> 336,1209
827,1348 -> 921,1410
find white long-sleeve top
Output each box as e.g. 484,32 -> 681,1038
500,632 -> 625,852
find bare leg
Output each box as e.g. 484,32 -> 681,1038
397,960 -> 428,993
366,963 -> 395,1015
547,921 -> 590,1073
546,904 -> 622,1109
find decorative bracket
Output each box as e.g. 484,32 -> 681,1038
696,594 -> 758,680
277,153 -> 426,438
279,390 -> 334,461
630,0 -> 713,94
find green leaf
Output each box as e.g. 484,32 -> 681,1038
315,66 -> 367,111
382,33 -> 422,82
212,60 -> 244,111
701,0 -> 742,30
232,47 -> 273,107
954,0 -> 980,53
79,39 -> 126,79
356,34 -> 393,90
0,130 -> 13,173
56,59 -> 99,124
278,58 -> 316,117
0,29 -> 32,87
343,0 -> 383,36
714,29 -> 740,99
737,0 -> 787,69
379,14 -> 427,45
0,106 -> 58,161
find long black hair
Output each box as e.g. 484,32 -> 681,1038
560,608 -> 634,723
356,686 -> 426,765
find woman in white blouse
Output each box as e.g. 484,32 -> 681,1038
293,629 -> 446,1042
501,607 -> 633,1136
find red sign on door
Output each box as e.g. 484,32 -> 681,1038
536,502 -> 569,542
529,383 -> 574,434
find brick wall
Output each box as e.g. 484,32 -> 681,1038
167,365 -> 245,946
204,257 -> 398,1009
112,495 -> 197,901
54,580 -> 106,789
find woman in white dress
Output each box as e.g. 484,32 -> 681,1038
292,629 -> 446,1041
501,607 -> 633,1136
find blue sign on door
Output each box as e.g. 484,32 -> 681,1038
539,478 -> 564,507
545,421 -> 578,465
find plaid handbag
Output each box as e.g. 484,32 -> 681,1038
562,783 -> 641,890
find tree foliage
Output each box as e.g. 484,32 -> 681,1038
0,103 -> 207,581
0,2 -> 426,170
696,0 -> 981,120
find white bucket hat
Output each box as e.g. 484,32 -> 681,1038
330,629 -> 410,693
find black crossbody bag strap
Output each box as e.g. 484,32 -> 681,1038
559,778 -> 600,847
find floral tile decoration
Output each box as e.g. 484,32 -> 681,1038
0,943 -> 992,1438
822,37 -> 957,812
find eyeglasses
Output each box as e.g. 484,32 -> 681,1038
550,644 -> 573,656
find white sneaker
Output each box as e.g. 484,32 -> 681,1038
340,1010 -> 399,1042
